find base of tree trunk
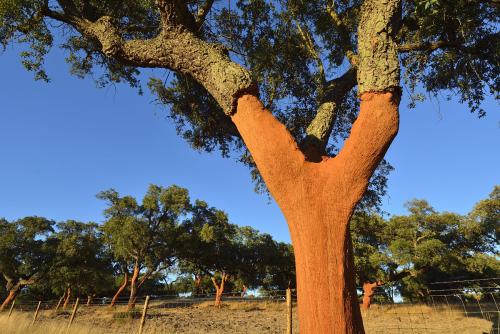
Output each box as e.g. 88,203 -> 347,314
0,291 -> 17,311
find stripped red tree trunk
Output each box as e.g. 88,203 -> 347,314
362,281 -> 384,310
230,90 -> 399,332
0,290 -> 18,311
110,271 -> 129,308
211,272 -> 228,308
241,285 -> 247,298
62,287 -> 71,309
127,264 -> 140,310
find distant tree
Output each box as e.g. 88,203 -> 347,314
386,197 -> 500,301
462,186 -> 499,253
179,200 -> 239,307
99,184 -> 190,310
351,212 -> 401,309
0,216 -> 55,310
233,226 -> 273,296
49,220 -> 114,308
260,241 -> 296,293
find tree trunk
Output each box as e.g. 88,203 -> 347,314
362,281 -> 383,310
194,274 -> 202,296
63,287 -> 71,310
110,271 -> 129,307
127,264 -> 140,311
241,285 -> 247,298
230,87 -> 399,333
211,272 -> 228,308
0,290 -> 18,311
86,295 -> 92,306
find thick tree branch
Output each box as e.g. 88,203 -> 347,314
326,0 -> 357,66
155,0 -> 197,32
357,0 -> 401,93
398,40 -> 481,55
332,0 -> 401,202
292,15 -> 326,85
196,0 -> 216,28
301,68 -> 357,157
41,5 -> 255,115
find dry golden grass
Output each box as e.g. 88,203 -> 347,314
0,312 -> 108,334
0,302 -> 493,333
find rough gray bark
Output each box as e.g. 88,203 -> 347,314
357,0 -> 401,94
302,67 -> 357,155
42,3 -> 255,115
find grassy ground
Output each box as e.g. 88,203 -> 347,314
0,301 -> 493,333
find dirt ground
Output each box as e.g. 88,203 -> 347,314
0,301 -> 494,333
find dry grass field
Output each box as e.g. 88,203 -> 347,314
0,301 -> 493,334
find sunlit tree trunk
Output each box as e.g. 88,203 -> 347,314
0,290 -> 18,311
362,281 -> 384,310
211,272 -> 228,308
230,89 -> 399,332
127,264 -> 140,310
63,287 -> 71,309
110,271 -> 128,308
241,285 -> 247,298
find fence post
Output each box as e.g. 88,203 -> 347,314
31,301 -> 42,327
66,297 -> 80,334
7,300 -> 15,318
286,288 -> 292,334
55,295 -> 65,312
138,296 -> 150,334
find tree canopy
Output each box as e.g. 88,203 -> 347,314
3,1 -> 496,206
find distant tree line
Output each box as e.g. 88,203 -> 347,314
0,185 -> 498,310
0,184 -> 295,310
352,186 -> 499,309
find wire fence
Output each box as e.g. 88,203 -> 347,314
0,278 -> 498,333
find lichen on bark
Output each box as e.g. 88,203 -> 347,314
357,0 -> 402,94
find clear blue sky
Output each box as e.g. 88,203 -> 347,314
0,43 -> 498,243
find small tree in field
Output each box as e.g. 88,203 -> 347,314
99,184 -> 189,310
179,200 -> 239,307
350,212 -> 400,309
385,197 -> 500,301
50,220 -> 114,308
0,216 -> 55,310
2,0 -> 496,331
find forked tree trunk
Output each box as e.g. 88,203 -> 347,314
63,287 -> 71,309
228,0 -> 401,330
231,91 -> 399,332
211,272 -> 228,308
362,281 -> 384,310
0,290 -> 18,311
110,271 -> 129,308
127,264 -> 140,311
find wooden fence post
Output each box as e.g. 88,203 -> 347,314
7,300 -> 15,318
55,295 -> 65,312
286,288 -> 292,334
31,301 -> 42,327
138,296 -> 150,334
66,297 -> 80,334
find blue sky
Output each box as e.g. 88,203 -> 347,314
0,43 -> 498,243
